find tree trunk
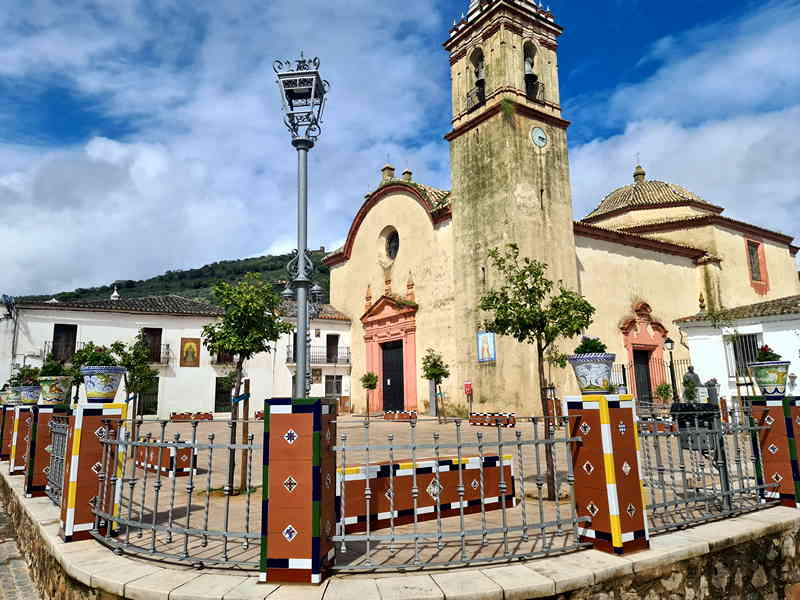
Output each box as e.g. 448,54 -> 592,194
537,340 -> 557,501
239,379 -> 250,493
228,358 -> 244,494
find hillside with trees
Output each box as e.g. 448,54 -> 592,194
19,249 -> 332,304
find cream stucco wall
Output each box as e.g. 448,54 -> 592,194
575,236 -> 697,363
328,187 -> 455,414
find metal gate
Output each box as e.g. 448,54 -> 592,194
46,416 -> 70,507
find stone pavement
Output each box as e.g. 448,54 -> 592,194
0,507 -> 40,600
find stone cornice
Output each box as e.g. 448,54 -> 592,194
445,95 -> 569,142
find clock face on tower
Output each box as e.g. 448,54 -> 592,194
530,126 -> 549,149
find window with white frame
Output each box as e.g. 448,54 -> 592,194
724,333 -> 761,377
325,375 -> 343,397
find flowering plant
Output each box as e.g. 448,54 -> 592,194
755,345 -> 782,362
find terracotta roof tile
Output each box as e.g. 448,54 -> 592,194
18,295 -> 224,317
676,294 -> 800,324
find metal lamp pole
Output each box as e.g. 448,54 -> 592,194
665,337 -> 679,403
274,54 -> 329,400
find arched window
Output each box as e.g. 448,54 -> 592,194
466,48 -> 486,111
523,41 -> 541,101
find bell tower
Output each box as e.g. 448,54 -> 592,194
445,0 -> 579,411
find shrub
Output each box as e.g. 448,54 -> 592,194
573,336 -> 607,355
755,345 -> 782,362
40,354 -> 66,377
360,372 -> 378,390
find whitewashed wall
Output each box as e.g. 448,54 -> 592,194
0,307 -> 352,418
680,315 -> 800,398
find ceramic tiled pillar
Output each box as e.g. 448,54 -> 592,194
0,405 -> 16,460
59,403 -> 127,542
9,406 -> 32,475
567,394 -> 650,554
260,398 -> 337,585
24,405 -> 70,497
751,397 -> 800,508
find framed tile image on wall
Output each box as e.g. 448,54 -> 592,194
477,331 -> 496,363
180,337 -> 201,368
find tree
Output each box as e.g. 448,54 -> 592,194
421,348 -> 450,417
480,244 -> 596,499
202,272 -> 293,493
202,272 -> 294,401
111,330 -> 159,417
361,372 -> 378,413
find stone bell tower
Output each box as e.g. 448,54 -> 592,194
445,0 -> 579,411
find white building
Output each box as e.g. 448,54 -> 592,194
676,295 -> 800,399
0,294 -> 352,417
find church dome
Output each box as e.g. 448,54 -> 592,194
584,165 -> 716,221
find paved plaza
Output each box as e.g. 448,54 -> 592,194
0,507 -> 40,600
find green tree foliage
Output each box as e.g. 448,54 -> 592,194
201,273 -> 293,401
360,372 -> 378,390
573,336 -> 607,354
8,365 -> 41,387
480,244 -> 596,405
111,330 -> 159,400
656,383 -> 673,404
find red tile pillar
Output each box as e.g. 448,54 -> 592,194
1,404 -> 16,460
25,405 -> 70,497
568,394 -> 650,554
59,402 -> 127,542
751,397 -> 800,507
9,406 -> 33,475
260,397 -> 337,585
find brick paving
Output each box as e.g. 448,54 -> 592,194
0,508 -> 40,600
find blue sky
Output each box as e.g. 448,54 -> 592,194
0,0 -> 798,294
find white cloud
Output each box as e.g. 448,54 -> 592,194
0,0 -> 453,295
570,1 -> 800,246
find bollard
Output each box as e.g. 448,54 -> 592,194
0,404 -> 16,460
260,398 -> 337,585
9,406 -> 33,475
567,394 -> 650,554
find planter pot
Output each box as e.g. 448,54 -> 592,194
568,353 -> 616,395
0,390 -> 11,405
18,386 -> 41,405
7,388 -> 21,405
748,361 -> 791,398
38,376 -> 72,405
80,366 -> 126,403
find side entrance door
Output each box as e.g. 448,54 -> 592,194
633,349 -> 653,404
381,341 -> 404,412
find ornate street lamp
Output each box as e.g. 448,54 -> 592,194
274,54 -> 329,400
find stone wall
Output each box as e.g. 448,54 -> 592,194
0,474 -> 113,600
557,525 -> 800,600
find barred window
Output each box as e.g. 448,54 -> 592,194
725,333 -> 760,378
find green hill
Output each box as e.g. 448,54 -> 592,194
20,249 -> 332,304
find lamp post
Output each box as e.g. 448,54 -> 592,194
665,337 -> 679,403
274,53 -> 329,400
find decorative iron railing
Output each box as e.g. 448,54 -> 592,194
638,399 -> 775,535
331,415 -> 589,572
465,86 -> 485,112
46,416 -> 69,508
286,345 -> 351,365
90,418 -> 263,569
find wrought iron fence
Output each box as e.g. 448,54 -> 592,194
331,415 -> 589,572
90,418 -> 263,569
465,86 -> 485,112
286,345 -> 351,365
46,416 -> 69,508
638,399 -> 775,535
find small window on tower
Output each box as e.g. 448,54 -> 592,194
747,240 -> 762,282
523,41 -> 541,102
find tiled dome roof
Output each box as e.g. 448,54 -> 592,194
584,166 -> 716,220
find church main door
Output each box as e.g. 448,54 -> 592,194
381,341 -> 405,411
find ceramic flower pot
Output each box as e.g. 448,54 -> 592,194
38,376 -> 72,406
568,353 -> 616,395
80,366 -> 126,403
748,361 -> 791,398
0,390 -> 10,405
18,386 -> 41,405
7,388 -> 21,405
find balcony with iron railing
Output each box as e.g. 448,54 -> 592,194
147,344 -> 171,366
525,79 -> 545,104
286,345 -> 351,366
465,85 -> 485,112
42,340 -> 86,362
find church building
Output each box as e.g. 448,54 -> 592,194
323,0 -> 800,414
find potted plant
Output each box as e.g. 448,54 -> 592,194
9,365 -> 42,405
567,336 -> 616,395
71,343 -> 126,403
361,372 -> 378,412
749,345 -> 791,398
655,383 -> 673,406
38,354 -> 72,406
0,385 -> 12,405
